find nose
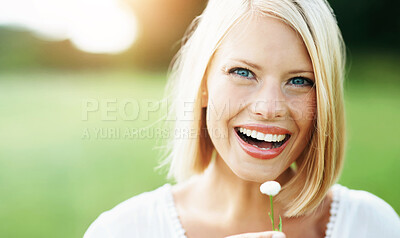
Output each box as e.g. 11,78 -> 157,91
249,80 -> 288,120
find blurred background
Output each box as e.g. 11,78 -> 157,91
0,0 -> 399,237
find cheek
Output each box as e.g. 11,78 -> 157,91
287,92 -> 316,124
286,93 -> 316,160
205,89 -> 229,142
205,85 -> 250,151
207,83 -> 249,124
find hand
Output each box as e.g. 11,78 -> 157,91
225,231 -> 286,238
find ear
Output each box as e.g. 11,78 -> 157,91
201,88 -> 208,108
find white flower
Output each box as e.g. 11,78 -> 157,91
260,181 -> 281,196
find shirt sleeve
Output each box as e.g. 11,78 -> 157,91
336,188 -> 400,237
82,184 -> 175,238
83,212 -> 114,238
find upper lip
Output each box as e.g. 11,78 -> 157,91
235,124 -> 292,135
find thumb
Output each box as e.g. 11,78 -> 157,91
225,231 -> 286,238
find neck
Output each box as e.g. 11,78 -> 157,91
193,154 -> 295,226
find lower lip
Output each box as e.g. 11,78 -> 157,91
234,129 -> 289,160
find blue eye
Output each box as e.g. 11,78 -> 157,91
288,77 -> 314,87
231,68 -> 254,79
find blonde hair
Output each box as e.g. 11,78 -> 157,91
159,0 -> 346,217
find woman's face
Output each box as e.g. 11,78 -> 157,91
204,14 -> 316,183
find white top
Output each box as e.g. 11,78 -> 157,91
84,183 -> 400,238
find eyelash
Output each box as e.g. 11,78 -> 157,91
288,77 -> 315,87
228,67 -> 314,87
228,67 -> 255,79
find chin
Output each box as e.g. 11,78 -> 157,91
230,166 -> 280,184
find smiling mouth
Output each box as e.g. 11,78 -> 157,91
234,127 -> 291,150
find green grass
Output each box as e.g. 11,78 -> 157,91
0,70 -> 169,238
339,52 -> 400,211
0,54 -> 399,237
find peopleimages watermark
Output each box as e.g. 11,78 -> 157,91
81,127 -> 227,140
81,97 -> 316,122
82,98 -> 167,121
81,97 -> 316,140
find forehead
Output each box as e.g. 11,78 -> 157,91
213,14 -> 312,71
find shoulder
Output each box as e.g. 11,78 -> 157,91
84,184 -> 175,238
331,184 -> 400,237
336,184 -> 398,219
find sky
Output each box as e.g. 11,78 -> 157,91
0,0 -> 138,54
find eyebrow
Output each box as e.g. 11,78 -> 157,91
288,70 -> 314,75
231,58 -> 262,71
231,58 -> 314,74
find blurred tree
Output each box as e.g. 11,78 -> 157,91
329,0 -> 400,50
124,0 -> 207,69
0,0 -> 398,71
0,27 -> 124,71
0,28 -> 41,71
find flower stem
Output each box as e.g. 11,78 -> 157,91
269,195 -> 275,230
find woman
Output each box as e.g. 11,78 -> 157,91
84,0 -> 400,237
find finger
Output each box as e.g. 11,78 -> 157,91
225,231 -> 286,238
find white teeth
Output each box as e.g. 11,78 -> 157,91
237,127 -> 287,142
256,132 -> 264,140
277,134 -> 285,141
251,130 -> 257,138
246,130 -> 251,136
